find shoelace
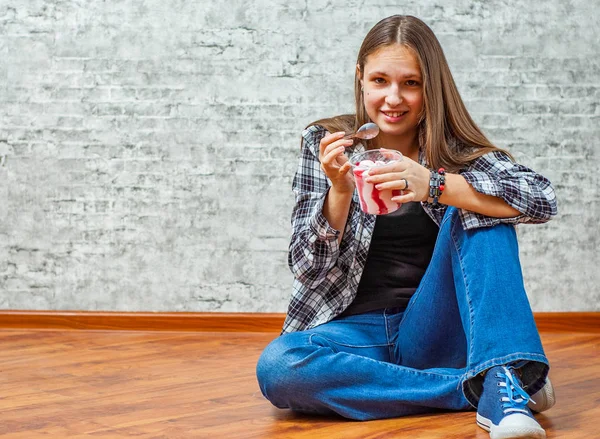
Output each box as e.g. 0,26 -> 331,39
497,367 -> 531,415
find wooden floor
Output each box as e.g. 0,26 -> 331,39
0,329 -> 598,438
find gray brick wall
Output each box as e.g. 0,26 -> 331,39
1,1 -> 598,312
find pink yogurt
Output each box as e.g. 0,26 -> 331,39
350,150 -> 403,215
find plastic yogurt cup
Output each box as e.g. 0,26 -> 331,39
349,149 -> 404,215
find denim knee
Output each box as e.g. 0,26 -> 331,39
256,333 -> 310,408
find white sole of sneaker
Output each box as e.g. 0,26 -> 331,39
476,413 -> 546,439
528,377 -> 556,413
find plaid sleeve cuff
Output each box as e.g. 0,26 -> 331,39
309,190 -> 341,241
457,210 -> 526,230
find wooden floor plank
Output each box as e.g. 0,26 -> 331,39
0,329 -> 597,438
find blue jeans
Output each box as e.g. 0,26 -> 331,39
256,207 -> 549,420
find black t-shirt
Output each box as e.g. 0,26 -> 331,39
340,202 -> 439,317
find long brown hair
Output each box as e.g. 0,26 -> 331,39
307,15 -> 512,171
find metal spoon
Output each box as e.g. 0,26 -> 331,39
343,122 -> 379,140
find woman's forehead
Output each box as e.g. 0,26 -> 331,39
363,44 -> 421,76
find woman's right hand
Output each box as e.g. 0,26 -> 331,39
319,132 -> 355,194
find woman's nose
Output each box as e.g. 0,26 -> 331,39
385,89 -> 402,106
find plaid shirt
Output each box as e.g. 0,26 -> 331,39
282,125 -> 558,334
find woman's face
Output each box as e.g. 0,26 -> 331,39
360,44 -> 424,149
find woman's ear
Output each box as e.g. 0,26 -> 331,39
356,64 -> 363,90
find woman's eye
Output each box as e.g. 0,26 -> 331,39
374,78 -> 386,84
406,80 -> 419,86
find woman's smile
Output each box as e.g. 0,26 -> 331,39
381,110 -> 409,122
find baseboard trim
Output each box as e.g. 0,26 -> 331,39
0,311 -> 285,332
534,312 -> 599,333
0,310 -> 598,333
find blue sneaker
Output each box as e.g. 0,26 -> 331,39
476,366 -> 546,439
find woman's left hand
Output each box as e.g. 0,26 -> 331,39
365,151 -> 431,203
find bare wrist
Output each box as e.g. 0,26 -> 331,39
330,185 -> 355,197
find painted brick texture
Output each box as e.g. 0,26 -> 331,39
1,1 -> 598,312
